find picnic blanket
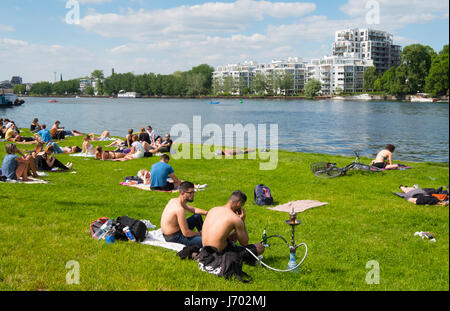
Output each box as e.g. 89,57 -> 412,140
4,177 -> 48,184
141,229 -> 185,252
119,181 -> 179,192
69,153 -> 95,158
378,164 -> 412,170
267,200 -> 328,213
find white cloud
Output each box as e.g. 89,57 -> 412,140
78,0 -> 316,41
0,24 -> 15,32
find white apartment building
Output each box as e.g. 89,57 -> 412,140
306,55 -> 373,94
213,58 -> 306,95
332,28 -> 401,73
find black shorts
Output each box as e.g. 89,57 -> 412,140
372,162 -> 386,169
151,183 -> 175,191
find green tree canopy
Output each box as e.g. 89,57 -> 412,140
305,79 -> 321,99
363,66 -> 379,92
401,44 -> 436,93
425,44 -> 449,96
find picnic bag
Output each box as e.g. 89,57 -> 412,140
89,217 -> 110,239
254,184 -> 273,206
113,216 -> 147,242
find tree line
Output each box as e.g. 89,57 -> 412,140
20,64 -> 215,97
363,44 -> 449,97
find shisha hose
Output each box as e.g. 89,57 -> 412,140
244,235 -> 308,272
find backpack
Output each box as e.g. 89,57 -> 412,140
113,216 -> 148,242
254,184 -> 273,206
89,217 -> 110,239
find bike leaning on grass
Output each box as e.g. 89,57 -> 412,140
310,150 -> 383,178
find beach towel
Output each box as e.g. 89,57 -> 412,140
378,164 -> 412,170
69,153 -> 95,158
140,229 -> 185,252
119,181 -> 179,192
5,177 -> 48,184
267,200 -> 328,213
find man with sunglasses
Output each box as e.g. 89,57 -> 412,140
161,181 -> 208,247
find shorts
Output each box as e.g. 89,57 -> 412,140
372,162 -> 386,169
151,183 -> 175,191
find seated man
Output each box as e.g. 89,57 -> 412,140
201,190 -> 265,264
34,124 -> 52,143
149,133 -> 173,154
160,181 -> 208,247
150,154 -> 181,191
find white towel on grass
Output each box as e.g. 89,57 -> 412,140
69,153 -> 95,157
141,229 -> 185,252
6,177 -> 48,184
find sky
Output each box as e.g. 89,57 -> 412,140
0,0 -> 448,83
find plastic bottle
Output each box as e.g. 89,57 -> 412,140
94,219 -> 112,240
414,231 -> 436,242
123,226 -> 136,242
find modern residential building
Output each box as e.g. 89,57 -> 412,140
332,28 -> 401,73
306,55 -> 374,94
11,76 -> 23,85
213,58 -> 306,95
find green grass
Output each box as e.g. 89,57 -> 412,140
0,130 -> 448,291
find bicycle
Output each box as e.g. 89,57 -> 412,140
310,150 -> 382,178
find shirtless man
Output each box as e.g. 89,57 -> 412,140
160,181 -> 208,247
202,190 -> 264,261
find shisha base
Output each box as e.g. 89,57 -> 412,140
287,252 -> 300,273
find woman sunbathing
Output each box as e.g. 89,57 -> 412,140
88,131 -> 111,141
371,144 -> 399,169
95,146 -> 126,160
113,135 -> 145,161
61,146 -> 82,154
34,145 -> 72,171
82,135 -> 96,156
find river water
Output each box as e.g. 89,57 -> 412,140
1,97 -> 448,162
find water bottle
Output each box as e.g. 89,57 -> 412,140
123,226 -> 136,242
414,231 -> 436,242
94,219 -> 112,240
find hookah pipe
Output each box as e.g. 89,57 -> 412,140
244,207 -> 308,273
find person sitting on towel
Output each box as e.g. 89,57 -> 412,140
150,154 -> 181,191
371,144 -> 399,169
160,181 -> 208,247
201,190 -> 265,264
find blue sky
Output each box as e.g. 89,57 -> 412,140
0,0 -> 448,83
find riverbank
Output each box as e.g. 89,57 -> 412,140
0,131 -> 448,291
17,94 -> 450,102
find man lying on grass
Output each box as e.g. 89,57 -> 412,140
161,181 -> 208,247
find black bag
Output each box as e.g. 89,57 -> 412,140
254,184 -> 273,206
113,216 -> 147,242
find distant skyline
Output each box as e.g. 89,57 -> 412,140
0,0 -> 448,83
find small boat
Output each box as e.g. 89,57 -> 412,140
209,101 -> 220,105
48,99 -> 59,103
410,94 -> 437,103
1,93 -> 24,106
332,96 -> 345,100
117,90 -> 141,98
351,94 -> 372,101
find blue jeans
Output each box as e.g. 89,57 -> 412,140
163,214 -> 203,247
47,142 -> 64,154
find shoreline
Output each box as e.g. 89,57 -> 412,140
17,94 -> 450,102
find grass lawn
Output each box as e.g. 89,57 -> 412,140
0,130 -> 448,291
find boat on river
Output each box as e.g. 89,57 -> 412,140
117,90 -> 141,98
1,93 -> 24,106
48,99 -> 59,103
209,101 -> 220,104
410,94 -> 438,103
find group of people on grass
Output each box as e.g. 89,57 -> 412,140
94,125 -> 173,161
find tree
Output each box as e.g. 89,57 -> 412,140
250,73 -> 267,95
13,84 -> 25,95
425,45 -> 449,96
274,71 -> 294,95
401,44 -> 436,93
85,85 -> 95,96
90,69 -> 105,80
363,66 -> 379,92
305,79 -> 321,99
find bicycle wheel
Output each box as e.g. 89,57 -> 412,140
353,163 -> 382,172
314,166 -> 342,178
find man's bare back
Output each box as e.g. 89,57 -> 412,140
202,205 -> 247,252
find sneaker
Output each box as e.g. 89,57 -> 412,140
197,184 -> 208,189
66,163 -> 73,170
